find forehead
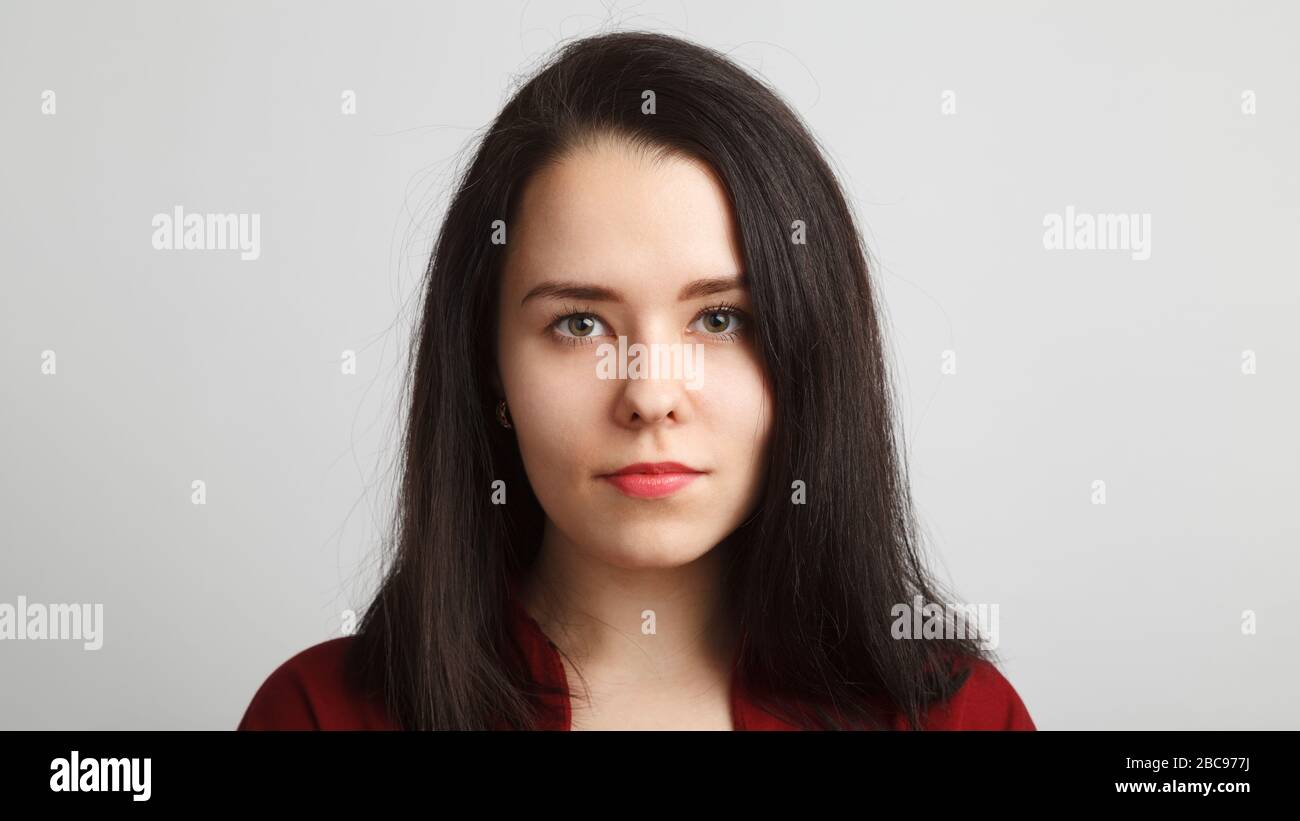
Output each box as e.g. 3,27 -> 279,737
502,138 -> 743,291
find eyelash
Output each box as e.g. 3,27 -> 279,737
546,302 -> 749,347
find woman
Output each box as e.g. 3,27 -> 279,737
238,31 -> 1035,731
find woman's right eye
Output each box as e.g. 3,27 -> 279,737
550,313 -> 609,345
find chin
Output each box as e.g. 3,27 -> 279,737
591,529 -> 716,570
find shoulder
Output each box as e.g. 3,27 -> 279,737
237,636 -> 394,730
904,655 -> 1037,731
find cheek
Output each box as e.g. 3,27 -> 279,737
703,350 -> 774,451
500,335 -> 605,475
702,353 -> 774,518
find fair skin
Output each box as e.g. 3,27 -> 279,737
494,134 -> 775,729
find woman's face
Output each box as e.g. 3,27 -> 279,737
496,135 -> 773,570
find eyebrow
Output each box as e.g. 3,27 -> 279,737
520,274 -> 747,307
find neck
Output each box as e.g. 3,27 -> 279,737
517,521 -> 738,688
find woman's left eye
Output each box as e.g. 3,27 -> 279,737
689,306 -> 745,338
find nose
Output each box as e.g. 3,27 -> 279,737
615,374 -> 689,426
610,324 -> 696,428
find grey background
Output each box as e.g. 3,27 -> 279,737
1,0 -> 1296,729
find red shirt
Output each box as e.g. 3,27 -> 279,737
238,585 -> 1036,731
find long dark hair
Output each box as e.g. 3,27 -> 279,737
349,30 -> 994,730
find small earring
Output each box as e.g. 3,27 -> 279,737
496,398 -> 513,429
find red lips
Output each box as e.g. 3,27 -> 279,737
599,462 -> 705,499
603,461 -> 703,476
